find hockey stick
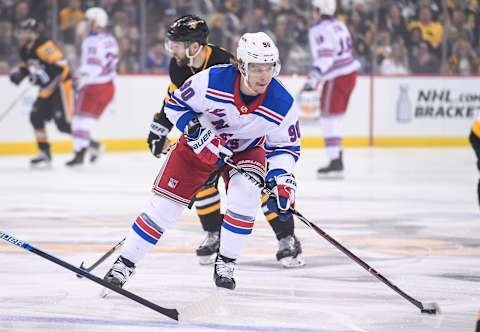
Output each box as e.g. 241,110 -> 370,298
0,230 -> 179,321
223,157 -> 440,315
76,238 -> 125,278
0,85 -> 32,122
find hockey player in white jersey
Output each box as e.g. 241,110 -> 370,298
66,7 -> 119,166
304,0 -> 360,178
103,32 -> 300,291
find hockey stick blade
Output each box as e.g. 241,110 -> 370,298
421,302 -> 441,315
76,238 -> 125,278
223,157 -> 441,315
0,230 -> 179,321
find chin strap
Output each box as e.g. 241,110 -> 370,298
186,45 -> 204,67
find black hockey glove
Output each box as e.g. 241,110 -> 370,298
9,66 -> 29,85
147,111 -> 173,157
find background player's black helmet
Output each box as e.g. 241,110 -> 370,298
166,15 -> 209,45
18,18 -> 39,32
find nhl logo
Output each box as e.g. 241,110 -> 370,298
168,178 -> 179,189
240,105 -> 248,113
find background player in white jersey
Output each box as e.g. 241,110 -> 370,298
103,32 -> 300,291
66,7 -> 119,166
147,15 -> 304,268
304,0 -> 360,178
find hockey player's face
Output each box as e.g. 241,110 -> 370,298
247,63 -> 275,94
165,40 -> 188,66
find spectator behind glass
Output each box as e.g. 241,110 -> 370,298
12,1 -> 30,26
208,12 -> 227,48
144,39 -> 169,73
384,4 -> 409,45
353,36 -> 372,73
375,30 -> 392,66
448,38 -> 479,75
380,40 -> 409,74
59,0 -> 84,45
410,40 -> 440,73
408,6 -> 443,51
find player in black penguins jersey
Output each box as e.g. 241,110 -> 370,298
147,15 -> 304,268
9,18 -> 73,167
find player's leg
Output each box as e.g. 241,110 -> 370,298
66,82 -> 113,166
215,147 -> 265,290
194,172 -> 223,265
469,128 -> 480,207
29,97 -> 54,167
261,194 -> 305,268
102,137 -> 217,292
88,82 -> 114,162
318,72 -> 357,178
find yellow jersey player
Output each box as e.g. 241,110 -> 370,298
146,15 -> 304,268
9,18 -> 74,167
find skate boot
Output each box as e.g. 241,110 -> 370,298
89,140 -> 104,163
101,256 -> 135,297
276,235 -> 305,268
196,231 -> 220,265
317,152 -> 344,179
65,148 -> 87,167
214,254 -> 236,290
30,150 -> 52,168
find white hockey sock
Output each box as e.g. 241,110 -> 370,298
219,210 -> 255,259
121,213 -> 164,263
72,115 -> 95,151
320,115 -> 344,160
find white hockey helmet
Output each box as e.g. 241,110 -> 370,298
237,32 -> 281,79
312,0 -> 337,16
86,7 -> 108,28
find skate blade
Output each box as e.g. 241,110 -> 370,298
90,145 -> 105,163
317,171 -> 344,180
178,288 -> 229,322
197,254 -> 216,265
279,255 -> 306,268
30,162 -> 53,170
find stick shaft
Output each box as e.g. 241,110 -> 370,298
224,157 -> 425,311
0,231 -> 178,321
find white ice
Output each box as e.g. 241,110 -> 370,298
0,148 -> 478,332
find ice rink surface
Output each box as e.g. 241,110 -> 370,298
0,148 -> 478,332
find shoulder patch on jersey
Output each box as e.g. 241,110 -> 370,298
207,65 -> 236,95
259,78 -> 294,120
36,40 -> 63,63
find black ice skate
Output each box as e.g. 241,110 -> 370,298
30,150 -> 52,168
65,148 -> 87,167
214,254 -> 236,290
317,152 -> 344,179
101,256 -> 135,298
276,235 -> 305,268
89,140 -> 104,163
196,231 -> 220,265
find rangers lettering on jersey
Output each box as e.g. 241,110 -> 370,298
164,64 -> 300,175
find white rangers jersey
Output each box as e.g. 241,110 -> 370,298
308,18 -> 360,81
77,32 -> 119,85
164,64 -> 300,175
